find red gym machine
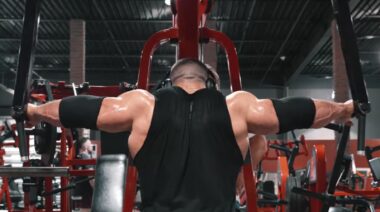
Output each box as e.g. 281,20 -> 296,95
8,0 -> 373,211
9,0 -> 254,211
130,0 -> 254,211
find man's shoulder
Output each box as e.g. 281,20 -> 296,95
124,89 -> 155,103
226,90 -> 256,102
226,90 -> 258,113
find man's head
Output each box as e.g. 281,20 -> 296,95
77,137 -> 92,154
170,58 -> 211,86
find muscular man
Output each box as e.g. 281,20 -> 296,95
26,58 -> 353,211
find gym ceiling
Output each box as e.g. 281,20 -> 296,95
0,0 -> 379,88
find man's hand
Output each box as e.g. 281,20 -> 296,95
336,100 -> 354,124
25,104 -> 40,127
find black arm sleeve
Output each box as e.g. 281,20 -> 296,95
59,95 -> 105,130
271,97 -> 316,134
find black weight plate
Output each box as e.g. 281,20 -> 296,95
34,121 -> 57,165
286,176 -> 308,212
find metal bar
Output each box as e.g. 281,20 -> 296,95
260,0 -> 311,84
326,124 -> 351,194
68,159 -> 96,166
200,28 -> 242,91
242,163 -> 258,212
124,165 -> 138,212
69,169 -> 96,176
137,28 -> 178,89
331,0 -> 370,155
0,167 -> 69,177
331,0 -> 369,103
0,37 -> 306,44
177,0 -> 199,59
0,18 -> 312,24
0,53 -> 276,58
59,131 -> 69,211
311,144 -> 327,212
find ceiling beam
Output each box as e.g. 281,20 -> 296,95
285,0 -> 362,86
92,0 -> 130,70
0,53 -> 277,59
0,18 -> 312,24
0,37 -> 306,44
260,0 -> 312,85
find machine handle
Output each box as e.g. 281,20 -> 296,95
357,115 -> 366,155
331,0 -> 370,155
16,121 -> 28,161
324,123 -> 343,133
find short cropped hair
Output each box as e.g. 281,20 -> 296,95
170,58 -> 210,84
77,137 -> 90,149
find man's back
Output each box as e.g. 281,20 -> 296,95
26,59 -> 354,211
133,86 -> 243,211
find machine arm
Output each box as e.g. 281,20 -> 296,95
331,0 -> 371,155
12,0 -> 42,162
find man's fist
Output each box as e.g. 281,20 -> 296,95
25,104 -> 39,127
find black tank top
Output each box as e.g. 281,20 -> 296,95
134,86 -> 243,212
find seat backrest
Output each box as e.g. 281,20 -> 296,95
91,154 -> 127,212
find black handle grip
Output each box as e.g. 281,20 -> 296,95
269,144 -> 291,154
41,184 -> 75,196
357,115 -> 366,155
16,121 -> 28,161
324,123 -> 343,133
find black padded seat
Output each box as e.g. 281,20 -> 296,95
91,155 -> 127,212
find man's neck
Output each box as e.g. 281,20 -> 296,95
174,81 -> 206,94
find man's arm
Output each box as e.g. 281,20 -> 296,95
230,91 -> 354,134
27,89 -> 153,133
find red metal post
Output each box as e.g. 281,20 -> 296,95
309,144 -> 326,212
176,0 -> 199,59
69,169 -> 96,176
130,28 -> 179,212
69,159 -> 96,166
60,130 -> 69,212
242,163 -> 258,212
44,177 -> 53,211
278,156 -> 289,212
137,28 -> 178,89
123,166 -> 138,212
199,28 -> 242,91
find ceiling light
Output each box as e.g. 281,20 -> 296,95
164,0 -> 171,6
358,35 -> 379,40
280,55 -> 286,61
